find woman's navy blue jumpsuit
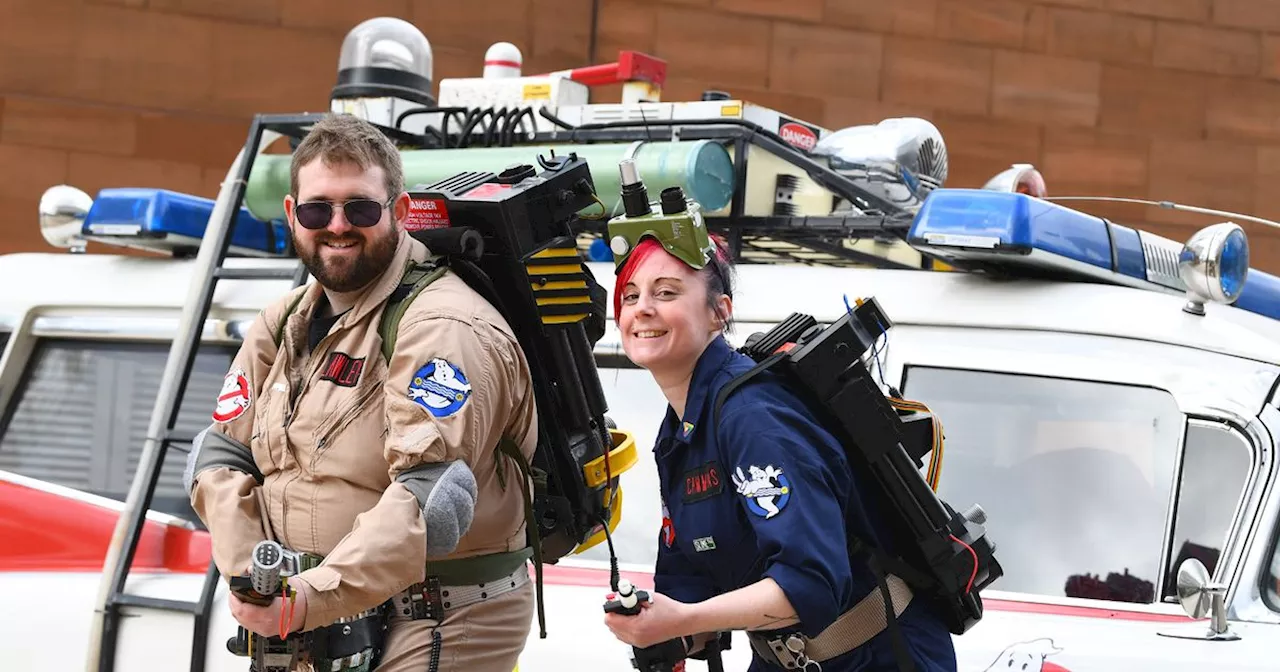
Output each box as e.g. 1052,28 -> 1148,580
653,336 -> 958,671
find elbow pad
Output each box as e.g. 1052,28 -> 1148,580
183,426 -> 264,495
396,460 -> 477,556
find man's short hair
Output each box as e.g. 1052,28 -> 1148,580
290,113 -> 404,203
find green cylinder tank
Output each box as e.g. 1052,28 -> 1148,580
242,141 -> 737,222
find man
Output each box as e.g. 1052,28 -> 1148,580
184,113 -> 538,671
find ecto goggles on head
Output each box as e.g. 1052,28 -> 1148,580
607,160 -> 715,271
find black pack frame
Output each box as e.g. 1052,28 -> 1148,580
98,103 -> 939,672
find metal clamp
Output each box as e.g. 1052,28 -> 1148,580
763,634 -> 822,671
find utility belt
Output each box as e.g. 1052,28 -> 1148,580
394,547 -> 534,621
747,574 -> 913,671
229,547 -> 532,672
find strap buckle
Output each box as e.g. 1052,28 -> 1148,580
756,634 -> 822,672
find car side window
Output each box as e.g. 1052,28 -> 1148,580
901,366 -> 1183,604
1162,421 -> 1253,600
1266,530 -> 1280,612
0,338 -> 232,523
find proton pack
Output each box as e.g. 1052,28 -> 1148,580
713,299 -> 1003,637
399,151 -> 639,634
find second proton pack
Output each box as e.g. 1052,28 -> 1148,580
716,298 -> 1003,636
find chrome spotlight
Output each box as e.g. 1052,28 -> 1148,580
813,117 -> 949,215
38,185 -> 93,253
1178,222 -> 1249,315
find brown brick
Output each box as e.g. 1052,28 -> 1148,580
431,44 -> 484,82
281,1 -> 411,32
530,0 -> 593,72
1254,145 -> 1280,221
1213,0 -> 1280,31
768,24 -> 881,99
209,22 -> 339,117
883,37 -> 994,115
0,143 -> 69,202
929,112 -> 1043,189
1108,0 -> 1211,21
1042,127 -> 1149,188
1206,77 -> 1280,141
821,97 -> 937,131
1153,21 -> 1260,77
714,0 -> 824,22
824,0 -> 938,37
653,7 -> 772,89
1038,7 -> 1154,65
72,5 -> 216,110
135,113 -> 251,168
410,0 -> 532,53
1099,65 -> 1209,138
1260,35 -> 1280,80
992,51 -> 1101,127
87,0 -> 147,7
1146,139 -> 1256,226
1,98 -> 137,157
936,0 -> 1031,49
0,1 -> 82,98
0,196 -> 55,254
150,0 -> 282,24
1037,0 -> 1105,8
68,152 -> 207,199
596,0 -> 658,58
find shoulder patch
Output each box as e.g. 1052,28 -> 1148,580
731,464 -> 791,519
213,367 -> 252,423
408,358 -> 472,418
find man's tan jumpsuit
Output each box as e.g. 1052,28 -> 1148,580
186,231 -> 538,671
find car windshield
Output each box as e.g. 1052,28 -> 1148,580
901,367 -> 1184,603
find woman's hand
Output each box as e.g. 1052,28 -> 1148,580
603,591 -> 695,649
229,585 -> 308,638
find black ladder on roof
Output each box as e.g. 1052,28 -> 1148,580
91,114 -> 326,672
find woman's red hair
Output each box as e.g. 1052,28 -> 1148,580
613,237 -> 666,319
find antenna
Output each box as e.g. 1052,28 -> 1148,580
1045,196 -> 1280,231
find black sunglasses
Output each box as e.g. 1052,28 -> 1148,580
293,198 -> 392,230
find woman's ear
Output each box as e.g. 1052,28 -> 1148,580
713,294 -> 733,329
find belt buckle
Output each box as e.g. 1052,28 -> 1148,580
404,576 -> 444,621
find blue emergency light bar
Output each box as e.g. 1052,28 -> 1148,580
907,189 -> 1280,321
82,188 -> 290,258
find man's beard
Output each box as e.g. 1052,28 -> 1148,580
298,227 -> 399,293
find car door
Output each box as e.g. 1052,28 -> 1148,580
883,325 -> 1276,671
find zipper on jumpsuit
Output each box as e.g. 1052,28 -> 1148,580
276,317 -> 343,545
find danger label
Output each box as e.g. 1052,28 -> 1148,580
405,197 -> 450,231
778,120 -> 819,152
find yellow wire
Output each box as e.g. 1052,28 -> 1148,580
889,396 -> 944,492
579,193 -> 609,221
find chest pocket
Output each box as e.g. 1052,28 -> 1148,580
308,354 -> 388,483
675,460 -> 757,590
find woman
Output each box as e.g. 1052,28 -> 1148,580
602,229 -> 957,672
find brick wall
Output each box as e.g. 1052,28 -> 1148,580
5,0 -> 1280,271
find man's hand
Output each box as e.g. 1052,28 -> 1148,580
229,585 -> 309,639
603,591 -> 694,649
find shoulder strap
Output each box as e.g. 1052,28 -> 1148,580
711,351 -> 788,430
378,258 -> 449,363
271,289 -> 308,349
